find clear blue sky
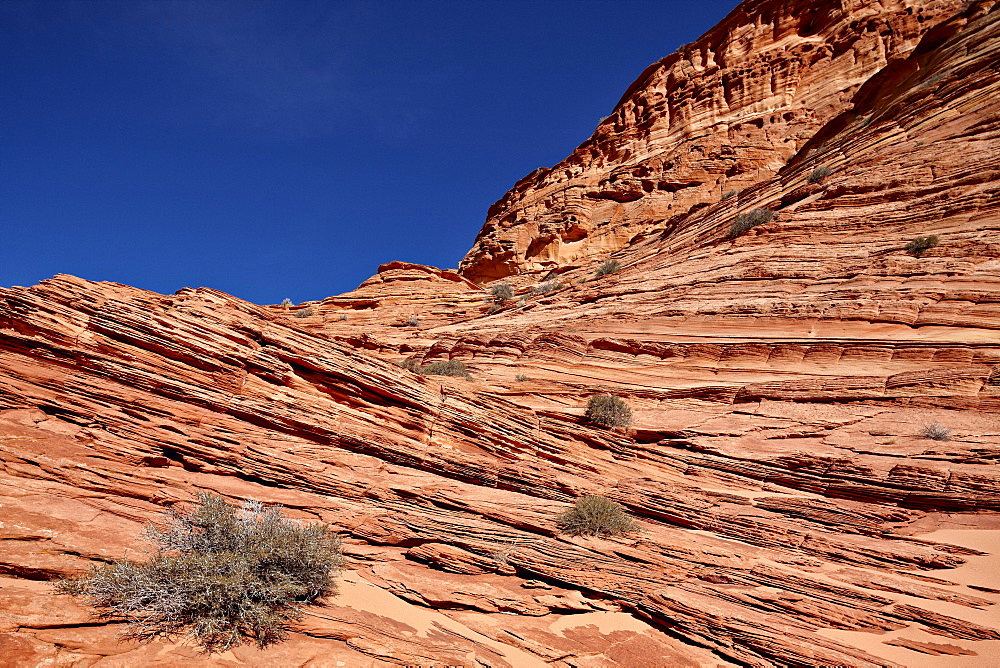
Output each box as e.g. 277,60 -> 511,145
2,0 -> 736,304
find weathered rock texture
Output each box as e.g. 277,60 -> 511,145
2,0 -> 1000,666
459,0 -> 969,282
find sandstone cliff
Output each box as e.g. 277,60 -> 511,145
458,0 -> 968,282
2,1 -> 999,666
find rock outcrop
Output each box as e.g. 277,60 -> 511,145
2,0 -> 999,666
458,0 -> 968,282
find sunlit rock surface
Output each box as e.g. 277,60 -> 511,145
458,0 -> 969,282
1,0 -> 999,666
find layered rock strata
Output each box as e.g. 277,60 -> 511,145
458,0 -> 967,282
2,0 -> 1000,666
2,272 -> 999,666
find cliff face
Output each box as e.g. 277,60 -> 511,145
458,0 -> 965,282
2,1 -> 1000,667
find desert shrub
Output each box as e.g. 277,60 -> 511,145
595,259 -> 621,278
906,235 -> 939,257
55,494 -> 342,654
407,316 -> 420,327
295,307 -> 314,318
280,298 -> 293,308
532,281 -> 564,296
557,495 -> 638,537
338,314 -> 349,321
920,422 -> 952,441
807,165 -> 833,183
398,357 -> 422,373
515,374 -> 529,382
490,282 -> 515,302
420,359 -> 470,379
585,394 -> 632,427
721,189 -> 738,200
729,208 -> 774,238
486,303 -> 503,315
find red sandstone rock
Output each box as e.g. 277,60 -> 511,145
1,1 -> 1000,666
458,0 -> 970,282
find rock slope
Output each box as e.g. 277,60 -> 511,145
458,0 -> 967,282
2,0 -> 1000,666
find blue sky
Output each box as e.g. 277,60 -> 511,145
2,0 -> 736,304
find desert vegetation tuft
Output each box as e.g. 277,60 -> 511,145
558,495 -> 638,537
55,494 -> 343,654
906,235 -> 939,257
585,394 -> 632,427
595,259 -> 621,277
729,208 -> 774,238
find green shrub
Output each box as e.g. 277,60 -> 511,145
585,394 -> 632,427
595,259 -> 621,278
295,307 -> 314,318
729,208 -> 774,238
807,165 -> 833,183
557,495 -> 638,537
906,235 -> 939,257
55,494 -> 343,654
920,422 -> 952,441
490,283 -> 514,302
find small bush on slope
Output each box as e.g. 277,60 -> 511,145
397,357 -> 422,373
420,359 -> 471,378
399,357 -> 472,379
532,281 -> 564,296
906,235 -> 939,257
920,422 -> 952,441
585,394 -> 632,428
807,165 -> 833,183
729,208 -> 774,238
55,494 -> 343,654
558,495 -> 638,537
490,282 -> 514,301
595,259 -> 621,278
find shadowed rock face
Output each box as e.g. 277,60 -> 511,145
458,0 -> 968,282
2,1 -> 1000,667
